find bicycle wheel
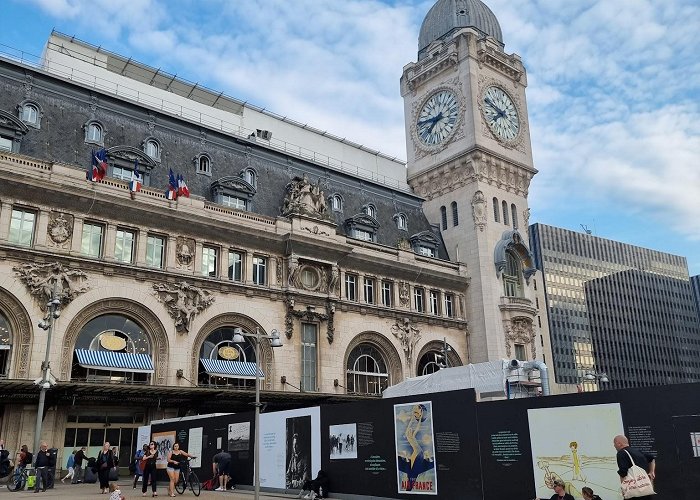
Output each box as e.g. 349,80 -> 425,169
7,470 -> 26,492
188,472 -> 201,497
174,473 -> 185,494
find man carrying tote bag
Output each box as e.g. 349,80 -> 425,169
614,435 -> 656,498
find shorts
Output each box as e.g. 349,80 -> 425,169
217,462 -> 230,475
166,467 -> 175,473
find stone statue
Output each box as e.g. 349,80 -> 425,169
282,174 -> 332,220
391,317 -> 422,373
398,281 -> 410,308
14,262 -> 89,310
153,281 -> 214,333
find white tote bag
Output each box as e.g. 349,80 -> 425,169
620,449 -> 656,498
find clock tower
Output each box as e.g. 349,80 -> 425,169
402,0 -> 541,365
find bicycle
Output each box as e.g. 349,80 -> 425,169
6,466 -> 29,492
174,458 -> 200,497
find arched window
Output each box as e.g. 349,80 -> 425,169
71,314 -> 152,383
417,351 -> 445,375
195,153 -> 212,175
198,326 -> 258,388
451,201 -> 459,226
493,197 -> 500,222
395,213 -> 407,231
346,343 -> 388,395
503,250 -> 523,297
363,204 -> 377,218
502,200 -> 509,226
243,168 -> 257,188
144,139 -> 160,160
330,194 -> 343,212
440,206 -> 447,230
511,203 -> 519,229
21,104 -> 38,124
85,121 -> 104,144
0,311 -> 11,377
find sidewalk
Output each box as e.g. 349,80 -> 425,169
3,480 -> 306,499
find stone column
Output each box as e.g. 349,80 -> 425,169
0,200 -> 12,241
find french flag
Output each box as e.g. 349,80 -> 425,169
177,174 -> 190,198
129,159 -> 142,198
165,168 -> 178,200
86,148 -> 107,182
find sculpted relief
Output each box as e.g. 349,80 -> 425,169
504,317 -> 536,358
47,212 -> 73,249
14,262 -> 89,310
391,317 -> 422,373
176,236 -> 195,270
153,281 -> 215,333
282,174 -> 331,220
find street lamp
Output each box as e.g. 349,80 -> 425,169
34,292 -> 60,454
439,337 -> 452,369
584,370 -> 609,383
232,326 -> 282,500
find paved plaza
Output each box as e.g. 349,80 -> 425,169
1,480 -> 317,500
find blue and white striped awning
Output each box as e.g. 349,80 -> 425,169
200,358 -> 264,380
75,349 -> 155,374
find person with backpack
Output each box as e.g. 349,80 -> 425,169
133,444 -> 148,489
61,450 -> 76,483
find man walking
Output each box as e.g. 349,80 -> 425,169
613,435 -> 656,498
72,446 -> 86,484
34,441 -> 55,493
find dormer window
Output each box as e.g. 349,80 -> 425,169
144,138 -> 161,161
84,121 -> 105,145
362,204 -> 377,218
242,168 -> 257,188
345,213 -> 379,243
330,194 -> 343,212
394,213 -> 407,231
410,231 -> 439,259
195,153 -> 212,176
211,176 -> 257,212
19,101 -> 42,128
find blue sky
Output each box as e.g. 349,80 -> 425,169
2,0 -> 699,274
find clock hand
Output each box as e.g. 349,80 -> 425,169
416,117 -> 438,126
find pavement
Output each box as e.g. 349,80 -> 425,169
2,480 -> 311,500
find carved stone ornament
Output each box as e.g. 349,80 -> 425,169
504,317 -> 536,358
397,238 -> 412,251
276,257 -> 283,285
14,262 -> 89,310
287,256 -> 335,294
398,281 -> 410,308
282,174 -> 332,220
328,266 -> 340,296
47,212 -> 74,248
391,318 -> 422,373
471,190 -> 487,232
523,208 -> 531,227
176,237 -> 196,270
152,281 -> 215,333
284,295 -> 335,343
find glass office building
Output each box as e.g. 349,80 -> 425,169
530,223 -> 700,389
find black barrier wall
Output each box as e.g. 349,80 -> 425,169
151,382 -> 700,499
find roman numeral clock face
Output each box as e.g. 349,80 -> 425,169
415,90 -> 460,146
482,86 -> 520,142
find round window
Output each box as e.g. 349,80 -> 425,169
300,266 -> 320,290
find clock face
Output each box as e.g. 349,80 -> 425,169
415,90 -> 460,146
482,86 -> 520,141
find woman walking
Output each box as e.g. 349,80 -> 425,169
141,441 -> 159,497
166,442 -> 196,497
61,449 -> 76,483
97,442 -> 116,494
133,443 -> 148,489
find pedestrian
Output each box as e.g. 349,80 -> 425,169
533,478 -> 575,500
33,441 -> 55,493
97,441 -> 116,494
133,443 -> 148,489
613,435 -> 656,499
582,486 -> 603,500
141,440 -> 159,497
212,448 -> 232,491
72,446 -> 86,484
61,449 -> 76,483
166,442 -> 196,497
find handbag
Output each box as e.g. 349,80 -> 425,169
620,449 -> 655,498
108,466 -> 119,481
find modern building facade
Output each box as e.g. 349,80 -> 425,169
691,274 -> 700,315
0,0 -> 552,469
530,223 -> 700,390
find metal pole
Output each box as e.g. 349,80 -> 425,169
254,327 -> 261,500
34,297 -> 55,454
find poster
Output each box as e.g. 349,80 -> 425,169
394,401 -> 437,495
286,416 -> 312,489
528,403 -> 624,500
188,427 -> 203,468
136,425 -> 151,453
152,430 -> 175,469
329,423 -> 357,459
228,422 -> 250,452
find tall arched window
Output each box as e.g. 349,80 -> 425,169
0,311 -> 11,377
71,314 -> 153,383
145,139 -> 160,160
243,168 -> 257,188
440,206 -> 447,230
198,326 -> 258,388
195,153 -> 212,175
417,351 -> 444,375
346,343 -> 388,395
503,250 -> 523,297
85,121 -> 104,144
511,203 -> 519,229
363,204 -> 377,218
330,194 -> 343,212
502,200 -> 509,226
451,201 -> 459,227
493,197 -> 500,222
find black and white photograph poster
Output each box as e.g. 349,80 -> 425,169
286,415 -> 312,489
228,421 -> 250,452
329,423 -> 357,460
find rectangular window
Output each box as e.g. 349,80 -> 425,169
444,293 -> 454,318
354,229 -> 373,241
145,235 -> 165,268
301,323 -> 317,392
9,208 -> 36,246
429,290 -> 440,315
81,222 -> 104,257
228,250 -> 243,281
111,166 -> 132,181
201,245 -> 218,277
514,343 -> 527,360
364,277 -> 375,304
252,255 -> 267,285
418,246 -> 435,257
222,195 -> 247,210
414,287 -> 425,313
381,281 -> 393,307
0,136 -> 13,152
114,228 -> 135,263
345,274 -> 357,301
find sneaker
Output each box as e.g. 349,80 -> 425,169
215,487 -> 225,491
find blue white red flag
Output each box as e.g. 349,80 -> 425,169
90,148 -> 108,181
129,159 -> 142,196
177,174 -> 190,198
165,168 -> 178,200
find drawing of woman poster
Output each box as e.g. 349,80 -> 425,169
394,401 -> 437,495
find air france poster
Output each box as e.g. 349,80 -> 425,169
394,401 -> 437,495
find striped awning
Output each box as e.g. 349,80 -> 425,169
200,358 -> 264,380
75,349 -> 154,374
0,344 -> 10,350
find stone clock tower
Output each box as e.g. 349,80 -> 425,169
402,0 -> 541,364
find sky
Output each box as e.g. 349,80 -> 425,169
1,0 -> 699,274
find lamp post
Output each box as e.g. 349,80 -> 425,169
579,370 -> 609,392
232,326 -> 282,500
34,291 -> 61,454
439,337 -> 452,369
